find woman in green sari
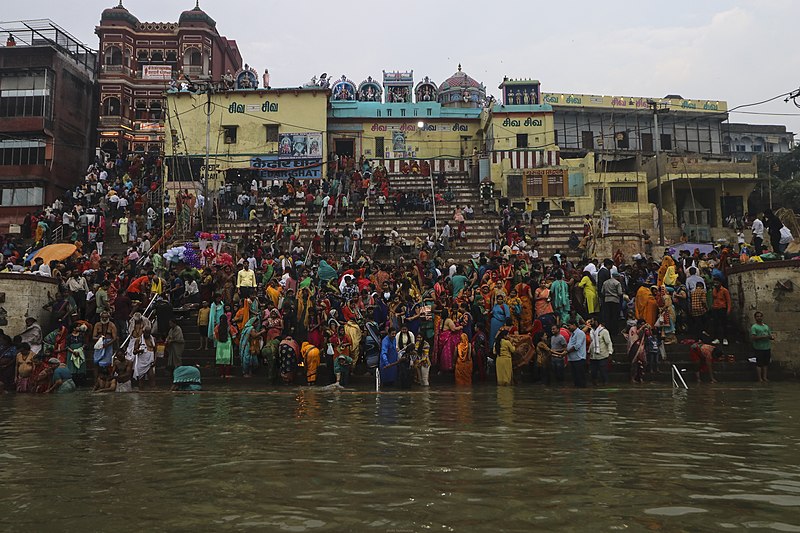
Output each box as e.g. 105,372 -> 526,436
214,313 -> 234,378
239,317 -> 260,378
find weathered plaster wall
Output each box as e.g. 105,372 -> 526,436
728,261 -> 800,369
0,273 -> 60,337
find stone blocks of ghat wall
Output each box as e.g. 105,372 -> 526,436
728,262 -> 800,370
0,273 -> 59,338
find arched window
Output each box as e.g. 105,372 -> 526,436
104,46 -> 122,65
137,49 -> 149,63
166,51 -> 177,63
185,48 -> 202,66
102,97 -> 121,116
150,100 -> 163,120
134,99 -> 147,120
151,51 -> 163,63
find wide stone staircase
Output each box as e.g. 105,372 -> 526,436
213,171 -> 495,262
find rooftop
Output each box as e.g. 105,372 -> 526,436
330,100 -> 482,120
0,19 -> 97,75
726,123 -> 793,135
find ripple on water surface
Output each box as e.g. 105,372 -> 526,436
0,385 -> 799,531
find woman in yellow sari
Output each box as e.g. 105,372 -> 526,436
657,256 -> 677,287
300,341 -> 320,385
454,333 -> 473,385
494,329 -> 514,386
265,281 -> 282,308
578,272 -> 599,316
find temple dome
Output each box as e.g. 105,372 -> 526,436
438,64 -> 484,92
179,2 -> 216,27
100,2 -> 140,26
437,64 -> 486,108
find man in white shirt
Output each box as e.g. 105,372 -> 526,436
142,206 -> 154,231
686,267 -> 704,292
751,214 -> 764,253
440,222 -> 451,251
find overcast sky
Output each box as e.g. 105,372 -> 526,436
3,0 -> 800,134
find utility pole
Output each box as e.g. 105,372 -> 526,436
204,87 -> 212,229
648,99 -> 666,245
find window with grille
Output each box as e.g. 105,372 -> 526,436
375,137 -> 385,156
265,124 -> 279,143
526,173 -> 543,196
610,186 -> 638,203
223,126 -> 237,144
547,172 -> 564,196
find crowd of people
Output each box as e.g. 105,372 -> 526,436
0,150 -> 786,394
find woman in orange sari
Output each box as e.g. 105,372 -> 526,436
454,333 -> 472,385
635,285 -> 659,327
515,282 -> 534,334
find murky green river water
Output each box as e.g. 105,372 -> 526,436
1,385 -> 799,532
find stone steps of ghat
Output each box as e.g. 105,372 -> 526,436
138,306 -> 786,386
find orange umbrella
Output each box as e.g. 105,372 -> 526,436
30,243 -> 78,265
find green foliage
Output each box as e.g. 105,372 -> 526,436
752,146 -> 800,211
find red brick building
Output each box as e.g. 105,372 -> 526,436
0,20 -> 98,226
95,1 -> 242,156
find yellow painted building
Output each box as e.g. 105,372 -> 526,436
328,101 -> 483,160
164,87 -> 329,190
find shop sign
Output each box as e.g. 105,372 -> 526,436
250,156 -> 322,179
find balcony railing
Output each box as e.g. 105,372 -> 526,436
183,65 -> 204,77
103,64 -> 125,73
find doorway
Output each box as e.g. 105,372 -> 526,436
335,139 -> 355,157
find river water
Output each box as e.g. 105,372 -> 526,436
1,385 -> 799,532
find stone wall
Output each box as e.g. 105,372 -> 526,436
0,273 -> 60,338
727,261 -> 800,370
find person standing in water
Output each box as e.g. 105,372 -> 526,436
750,311 -> 774,383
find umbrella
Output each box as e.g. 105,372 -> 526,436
28,243 -> 78,265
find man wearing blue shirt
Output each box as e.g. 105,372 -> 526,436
566,322 -> 588,388
380,328 -> 399,386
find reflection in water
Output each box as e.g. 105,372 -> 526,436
1,386 -> 799,532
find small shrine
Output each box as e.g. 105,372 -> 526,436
331,75 -> 357,101
438,64 -> 486,108
383,70 -> 413,103
499,77 -> 541,106
414,76 -> 438,103
234,64 -> 259,90
357,76 -> 383,102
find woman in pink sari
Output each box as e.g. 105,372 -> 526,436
435,308 -> 462,372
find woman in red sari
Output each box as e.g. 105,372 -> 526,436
498,258 -> 514,295
435,308 -> 462,372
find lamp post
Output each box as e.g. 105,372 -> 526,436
418,121 -> 438,237
648,99 -> 667,245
